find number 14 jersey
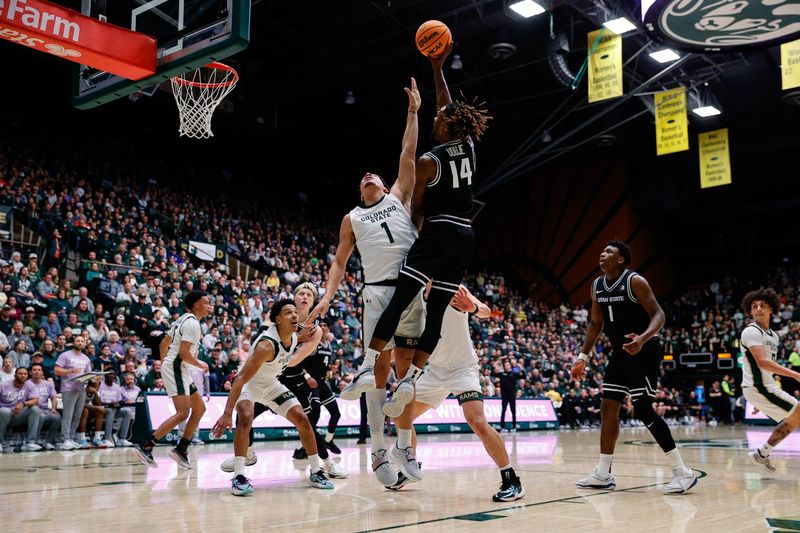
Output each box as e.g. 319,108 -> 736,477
350,193 -> 418,284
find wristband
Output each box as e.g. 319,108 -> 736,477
304,372 -> 311,379
472,303 -> 479,314
577,352 -> 590,362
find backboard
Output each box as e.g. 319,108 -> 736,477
71,0 -> 249,109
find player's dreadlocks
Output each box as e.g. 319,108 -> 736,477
439,96 -> 492,141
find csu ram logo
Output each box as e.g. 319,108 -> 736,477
643,0 -> 800,51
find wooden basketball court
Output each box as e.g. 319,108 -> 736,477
2,425 -> 798,532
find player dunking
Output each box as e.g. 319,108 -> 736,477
311,77 -> 424,488
738,288 -> 800,471
570,241 -> 698,494
211,300 -> 333,495
344,42 -> 492,420
133,290 -> 211,468
391,284 -> 525,501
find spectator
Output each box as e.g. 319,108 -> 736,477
70,287 -> 95,315
36,339 -> 58,378
22,307 -> 40,333
54,336 -> 92,450
118,372 -> 140,446
144,359 -> 162,391
1,356 -> 16,382
92,344 -> 120,376
8,339 -> 30,370
0,305 -> 14,334
8,320 -> 34,354
97,372 -> 133,447
28,363 -> 60,449
0,367 -> 41,451
87,316 -> 110,347
42,312 -> 62,341
36,273 -> 57,302
492,360 -> 520,432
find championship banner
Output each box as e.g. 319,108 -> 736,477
587,29 -> 623,103
0,206 -> 12,240
698,128 -> 732,189
654,87 -> 689,155
782,38 -> 800,91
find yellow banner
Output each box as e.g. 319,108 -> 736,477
654,88 -> 689,156
587,29 -> 622,103
698,128 -> 732,189
781,38 -> 800,90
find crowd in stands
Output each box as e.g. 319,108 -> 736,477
1,133 -> 800,450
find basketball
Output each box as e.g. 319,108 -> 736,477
415,20 -> 451,58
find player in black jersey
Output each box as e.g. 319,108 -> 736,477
570,241 -> 698,494
305,321 -> 343,454
364,42 -> 492,418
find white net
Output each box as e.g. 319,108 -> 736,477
170,62 -> 238,139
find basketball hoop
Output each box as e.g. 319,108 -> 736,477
171,62 -> 239,139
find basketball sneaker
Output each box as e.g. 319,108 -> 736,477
751,449 -> 776,472
325,440 -> 342,455
92,437 -> 105,448
220,448 -> 258,473
169,447 -> 192,469
116,439 -> 133,447
324,458 -> 348,478
385,462 -> 422,491
663,470 -> 698,494
382,380 -> 414,418
132,444 -> 157,467
100,439 -> 115,448
58,440 -> 78,451
493,475 -> 525,502
340,367 -> 376,400
231,474 -> 254,496
20,442 -> 42,452
389,445 -> 423,481
292,447 -> 308,460
575,468 -> 616,489
372,448 -> 399,486
309,469 -> 334,489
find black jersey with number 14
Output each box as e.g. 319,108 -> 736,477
423,138 -> 476,219
593,269 -> 651,350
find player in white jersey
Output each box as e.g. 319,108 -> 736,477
211,300 -> 332,496
389,285 -> 524,501
133,291 -> 211,469
311,78 -> 424,487
738,288 -> 800,471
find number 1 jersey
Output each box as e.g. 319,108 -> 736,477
349,193 -> 418,284
593,269 -> 652,350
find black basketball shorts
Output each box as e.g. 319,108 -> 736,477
279,373 -> 313,413
313,382 -> 337,406
399,218 -> 475,290
602,339 -> 662,402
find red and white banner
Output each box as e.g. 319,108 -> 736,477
0,0 -> 155,79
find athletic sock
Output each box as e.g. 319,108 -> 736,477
407,364 -> 423,383
758,443 -> 774,457
397,428 -> 412,449
364,348 -> 380,369
597,454 -> 613,475
177,438 -> 190,454
308,453 -> 321,472
145,432 -> 158,449
77,432 -> 86,441
325,432 -> 334,443
666,448 -> 692,476
367,388 -> 386,453
233,456 -> 245,476
500,465 -> 516,483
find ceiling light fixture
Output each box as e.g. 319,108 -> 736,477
508,0 -> 546,18
649,49 -> 680,63
450,54 -> 463,70
344,90 -> 355,105
603,17 -> 637,34
691,106 -> 721,117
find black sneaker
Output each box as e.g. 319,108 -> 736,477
325,440 -> 342,455
292,447 -> 308,460
169,447 -> 192,469
356,438 -> 367,445
133,443 -> 157,467
493,476 -> 525,502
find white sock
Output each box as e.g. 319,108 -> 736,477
666,448 -> 691,475
759,443 -> 774,457
325,432 -> 334,443
94,432 -> 102,440
597,454 -> 613,475
366,388 -> 386,453
364,348 -> 381,369
308,453 -> 321,472
407,364 -> 423,382
233,456 -> 246,476
77,432 -> 85,440
397,428 -> 412,449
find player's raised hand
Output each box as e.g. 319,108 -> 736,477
623,333 -> 643,355
211,412 -> 233,438
429,40 -> 453,65
310,300 -> 329,323
405,77 -> 421,112
570,359 -> 586,381
296,323 -> 318,343
451,286 -> 473,313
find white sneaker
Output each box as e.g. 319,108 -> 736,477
575,469 -> 616,489
21,443 -> 42,452
101,439 -> 116,448
323,458 -> 348,478
663,470 -> 698,494
340,367 -> 376,401
44,442 -> 56,450
58,440 -> 78,451
92,438 -> 105,448
372,449 -> 398,486
751,450 -> 776,472
220,448 -> 258,473
116,439 -> 133,448
389,445 -> 423,481
382,380 -> 414,418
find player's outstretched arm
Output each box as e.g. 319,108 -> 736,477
623,275 -> 665,355
571,287 -> 604,381
429,41 -> 453,108
286,327 -> 323,368
311,215 -> 355,320
747,337 -> 800,383
451,285 -> 491,319
391,77 -> 421,211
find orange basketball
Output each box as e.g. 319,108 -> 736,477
415,20 -> 452,58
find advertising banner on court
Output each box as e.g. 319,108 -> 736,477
587,29 -> 623,103
781,38 -> 800,90
698,128 -> 732,189
655,87 -> 689,155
